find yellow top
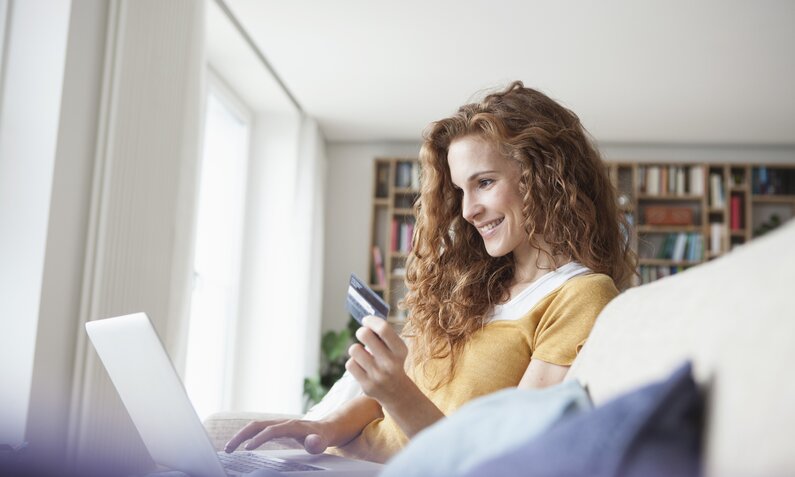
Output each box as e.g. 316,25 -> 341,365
332,273 -> 618,463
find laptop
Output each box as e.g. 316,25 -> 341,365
85,312 -> 383,477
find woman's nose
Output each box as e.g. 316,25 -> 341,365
462,194 -> 483,223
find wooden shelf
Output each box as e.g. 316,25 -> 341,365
752,195 -> 795,204
637,194 -> 704,201
612,162 -> 795,286
636,225 -> 703,233
369,158 -> 419,318
638,258 -> 702,266
375,161 -> 795,291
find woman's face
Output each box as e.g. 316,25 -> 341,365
447,135 -> 531,259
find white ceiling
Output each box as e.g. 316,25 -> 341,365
212,0 -> 795,145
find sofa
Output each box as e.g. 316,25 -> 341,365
204,218 -> 795,476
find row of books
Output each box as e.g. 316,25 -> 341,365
391,218 -> 414,253
395,161 -> 420,189
639,165 -> 704,196
640,265 -> 691,285
752,167 -> 794,195
655,232 -> 704,262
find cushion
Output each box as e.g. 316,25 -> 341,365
461,361 -> 704,477
381,380 -> 592,477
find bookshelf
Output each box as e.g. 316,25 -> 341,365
608,162 -> 795,285
369,159 -> 795,313
369,158 -> 420,320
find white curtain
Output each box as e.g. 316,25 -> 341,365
67,1 -> 204,474
230,114 -> 327,415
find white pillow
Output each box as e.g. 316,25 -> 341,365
381,380 -> 591,477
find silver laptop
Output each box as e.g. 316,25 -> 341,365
85,312 -> 383,477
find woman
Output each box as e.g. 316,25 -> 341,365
225,81 -> 636,463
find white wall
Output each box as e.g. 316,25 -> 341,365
0,0 -> 72,447
322,141 -> 420,334
600,143 -> 795,164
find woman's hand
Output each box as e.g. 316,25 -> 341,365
224,418 -> 331,455
347,316 -> 445,438
346,315 -> 410,406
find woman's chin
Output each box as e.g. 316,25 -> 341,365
484,244 -> 509,258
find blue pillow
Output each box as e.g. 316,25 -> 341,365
461,362 -> 704,477
381,380 -> 592,477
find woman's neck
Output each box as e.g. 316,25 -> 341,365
511,238 -> 570,286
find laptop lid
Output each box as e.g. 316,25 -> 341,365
86,313 -> 227,477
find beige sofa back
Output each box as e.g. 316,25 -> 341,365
567,219 -> 795,477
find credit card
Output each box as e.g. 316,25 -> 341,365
346,273 -> 389,324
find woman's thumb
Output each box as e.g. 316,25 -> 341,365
303,433 -> 328,454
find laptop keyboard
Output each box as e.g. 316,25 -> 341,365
218,451 -> 324,473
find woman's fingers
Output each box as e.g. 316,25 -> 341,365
246,420 -> 311,450
225,419 -> 328,454
362,316 -> 406,357
354,326 -> 388,359
348,342 -> 376,373
225,420 -> 272,452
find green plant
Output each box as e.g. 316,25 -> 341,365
303,317 -> 360,411
754,213 -> 782,237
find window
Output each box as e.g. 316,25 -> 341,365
184,78 -> 250,420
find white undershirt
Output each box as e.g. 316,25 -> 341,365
489,261 -> 592,322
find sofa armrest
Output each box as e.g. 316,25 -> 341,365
202,411 -> 304,451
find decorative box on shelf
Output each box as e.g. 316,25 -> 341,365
644,206 -> 694,226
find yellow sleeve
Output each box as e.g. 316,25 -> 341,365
530,274 -> 619,366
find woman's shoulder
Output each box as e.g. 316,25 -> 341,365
557,272 -> 619,300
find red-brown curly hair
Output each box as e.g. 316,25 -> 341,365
402,81 -> 636,388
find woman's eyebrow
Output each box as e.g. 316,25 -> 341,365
467,170 -> 498,182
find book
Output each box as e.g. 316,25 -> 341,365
730,195 -> 742,230
375,165 -> 389,198
372,246 -> 386,287
676,167 -> 686,195
390,219 -> 399,252
710,223 -> 723,254
647,167 -> 660,195
671,232 -> 688,261
710,173 -> 725,207
689,166 -> 704,195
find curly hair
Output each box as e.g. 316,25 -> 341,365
402,81 -> 636,389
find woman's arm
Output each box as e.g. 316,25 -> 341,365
224,394 -> 383,454
347,316 -> 445,438
517,358 -> 569,389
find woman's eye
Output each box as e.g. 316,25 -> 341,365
478,179 -> 494,188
